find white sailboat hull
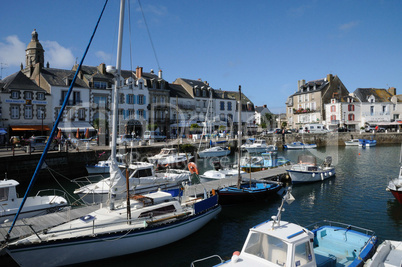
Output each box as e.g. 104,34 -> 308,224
7,205 -> 221,266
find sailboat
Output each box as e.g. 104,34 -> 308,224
5,1 -> 221,265
216,86 -> 282,205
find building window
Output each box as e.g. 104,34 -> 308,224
128,109 -> 135,118
348,104 -> 355,111
152,96 -> 157,103
160,96 -> 165,104
138,109 -> 145,118
202,90 -> 206,97
370,106 -> 374,116
25,91 -> 33,100
127,94 -> 135,104
78,109 -> 85,120
73,91 -> 81,105
37,92 -> 45,100
203,100 -> 207,108
220,101 -> 225,111
330,115 -> 336,121
37,106 -> 45,119
11,91 -> 19,99
24,105 -> 33,119
138,95 -> 145,105
139,82 -> 143,89
196,88 -> 200,97
94,81 -> 107,89
382,106 -> 386,113
11,105 -> 19,119
220,113 -> 225,121
331,105 -> 336,112
227,102 -> 232,111
119,94 -> 124,104
227,114 -> 233,122
348,114 -> 355,121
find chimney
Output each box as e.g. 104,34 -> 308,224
136,66 -> 143,78
263,104 -> 267,108
388,87 -> 396,96
327,74 -> 333,83
158,69 -> 162,79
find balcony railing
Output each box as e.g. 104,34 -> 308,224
59,99 -> 83,106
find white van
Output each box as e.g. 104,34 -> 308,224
300,124 -> 329,133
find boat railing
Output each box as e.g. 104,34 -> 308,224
190,255 -> 224,267
35,189 -> 70,205
71,174 -> 108,187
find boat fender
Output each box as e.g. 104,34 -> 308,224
231,251 -> 240,263
312,173 -> 315,178
329,172 -> 332,176
321,173 -> 324,180
187,162 -> 199,175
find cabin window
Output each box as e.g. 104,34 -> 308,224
294,241 -> 313,266
0,187 -> 9,201
244,232 -> 288,265
138,204 -> 176,218
133,168 -> 153,178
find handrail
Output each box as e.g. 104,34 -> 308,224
190,255 -> 224,267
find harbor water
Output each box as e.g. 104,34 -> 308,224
7,144 -> 402,266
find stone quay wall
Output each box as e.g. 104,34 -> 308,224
1,132 -> 400,183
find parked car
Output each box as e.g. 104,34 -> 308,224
24,136 -> 57,152
143,131 -> 166,141
116,134 -> 136,145
336,127 -> 350,132
365,126 -> 385,132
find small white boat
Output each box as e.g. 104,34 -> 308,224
240,151 -> 290,172
193,189 -> 377,267
364,240 -> 402,267
0,179 -> 69,224
74,162 -> 191,204
287,155 -> 335,184
198,146 -> 230,158
387,166 -> 402,204
284,141 -> 317,149
241,139 -> 277,153
345,139 -> 360,146
147,148 -> 194,169
199,169 -> 246,183
85,153 -> 130,175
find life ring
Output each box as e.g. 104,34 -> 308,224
188,162 -> 199,175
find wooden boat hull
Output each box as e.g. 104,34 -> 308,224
7,202 -> 221,266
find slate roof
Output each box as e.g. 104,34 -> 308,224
292,78 -> 329,96
255,106 -> 272,114
41,68 -> 88,88
169,83 -> 192,98
353,88 -> 393,103
0,71 -> 48,93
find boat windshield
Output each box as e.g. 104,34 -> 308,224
297,155 -> 316,165
244,232 -> 288,265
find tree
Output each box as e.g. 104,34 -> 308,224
264,113 -> 274,128
147,123 -> 158,131
190,123 -> 200,133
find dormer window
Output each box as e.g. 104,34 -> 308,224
202,90 -> 207,97
196,87 -> 200,97
37,92 -> 45,100
25,91 -> 33,100
11,91 -> 19,99
94,81 -> 107,89
139,81 -> 143,89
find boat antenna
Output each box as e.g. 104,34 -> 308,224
5,0 -> 109,241
237,85 -> 242,189
272,187 -> 294,228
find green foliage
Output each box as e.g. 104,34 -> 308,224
147,123 -> 158,131
93,118 -> 108,130
179,144 -> 196,153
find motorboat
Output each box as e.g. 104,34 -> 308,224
198,146 -> 230,158
240,151 -> 290,172
284,141 -> 317,149
5,2 -> 221,265
387,166 -> 402,204
241,138 -> 277,153
147,148 -> 194,169
287,155 -> 335,184
359,139 -> 377,147
199,168 -> 246,183
0,179 -> 69,224
364,240 -> 402,266
85,153 -> 125,175
193,189 -> 378,267
74,162 -> 191,204
345,139 -> 360,146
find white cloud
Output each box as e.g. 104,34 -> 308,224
339,21 -> 359,31
0,35 -> 26,67
43,40 -> 75,68
95,50 -> 113,63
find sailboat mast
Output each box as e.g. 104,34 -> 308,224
237,85 -> 242,189
111,0 -> 125,161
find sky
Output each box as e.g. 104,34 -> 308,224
1,0 -> 402,113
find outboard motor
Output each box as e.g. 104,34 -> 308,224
323,156 -> 332,167
213,160 -> 221,171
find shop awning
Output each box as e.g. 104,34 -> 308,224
11,125 -> 51,131
58,121 -> 96,132
0,128 -> 7,135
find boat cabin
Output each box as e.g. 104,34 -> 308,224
262,152 -> 278,167
0,179 -> 19,202
124,162 -> 156,179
